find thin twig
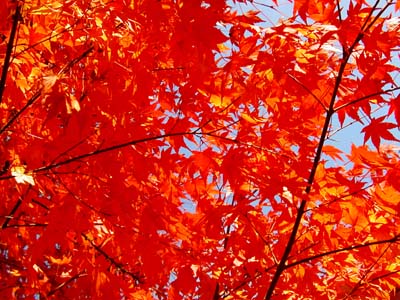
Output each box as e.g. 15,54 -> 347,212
81,233 -> 144,285
1,187 -> 31,229
0,45 -> 93,135
285,234 -> 400,269
47,272 -> 88,297
343,243 -> 392,299
4,222 -> 47,228
286,72 -> 328,111
0,91 -> 42,135
334,86 -> 400,112
244,213 -> 278,265
54,173 -> 112,216
32,131 -> 189,174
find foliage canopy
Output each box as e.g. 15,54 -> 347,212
1,0 -> 400,299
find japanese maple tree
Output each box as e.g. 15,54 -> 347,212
1,0 -> 400,299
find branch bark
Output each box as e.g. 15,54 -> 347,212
0,5 -> 21,104
263,7 -> 372,299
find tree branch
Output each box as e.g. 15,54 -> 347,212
2,187 -> 32,229
336,0 -> 342,23
286,72 -> 328,111
0,44 -> 93,135
334,86 -> 400,112
1,198 -> 22,229
32,131 -> 190,174
343,243 -> 392,299
263,5 -> 374,298
0,90 -> 42,135
47,272 -> 88,297
285,234 -> 400,269
81,233 -> 144,285
0,5 -> 21,104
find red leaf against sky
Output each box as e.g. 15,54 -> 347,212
362,116 -> 399,150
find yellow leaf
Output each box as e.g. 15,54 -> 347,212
47,255 -> 72,265
210,94 -> 231,108
9,269 -> 21,276
260,68 -> 274,81
296,265 -> 305,279
197,88 -> 209,97
295,48 -> 315,64
11,166 -> 35,186
30,2 -> 63,15
95,17 -> 103,27
369,213 -> 388,224
42,74 -> 58,92
70,95 -> 81,112
241,113 -> 260,124
96,272 -> 108,293
28,67 -> 42,83
217,43 -> 230,52
374,184 -> 400,209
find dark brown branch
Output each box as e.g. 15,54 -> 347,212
0,91 -> 42,135
360,0 -> 381,33
343,243 -> 392,299
4,222 -> 48,228
47,272 -> 87,297
81,233 -> 144,285
31,198 -> 50,210
362,0 -> 393,33
194,96 -> 242,133
223,267 -> 275,298
202,132 -> 294,161
49,136 -> 92,166
213,195 -> 237,300
0,258 -> 23,269
263,5 -> 374,299
369,268 -> 400,284
14,19 -> 82,59
334,86 -> 400,112
2,187 -> 31,229
0,129 -> 292,182
59,46 -> 94,75
305,183 -> 374,213
213,283 -> 220,300
0,132 -> 189,181
0,5 -> 21,104
1,198 -> 22,229
0,45 -> 93,135
336,0 -> 342,23
244,213 -> 278,265
285,234 -> 400,269
204,119 -> 241,135
32,131 -> 189,174
152,66 -> 184,72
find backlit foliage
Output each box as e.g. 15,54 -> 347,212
1,0 -> 400,299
